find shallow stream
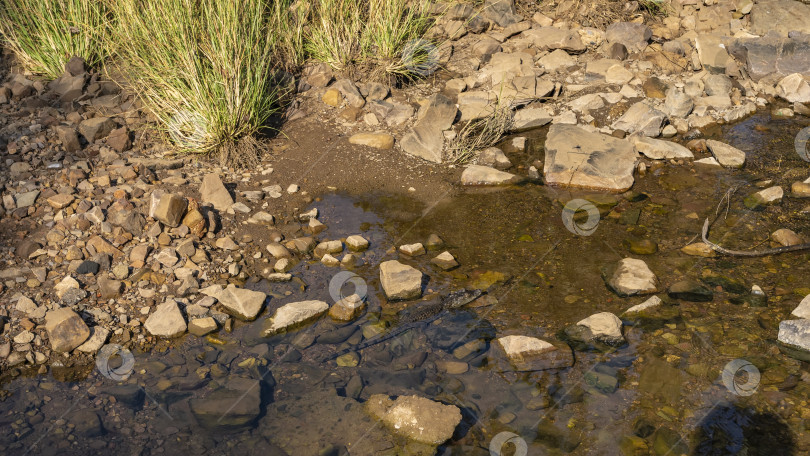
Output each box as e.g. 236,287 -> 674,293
2,111 -> 810,455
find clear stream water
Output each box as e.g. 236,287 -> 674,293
1,110 -> 810,455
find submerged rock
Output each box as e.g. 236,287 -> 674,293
365,394 -> 461,445
493,335 -> 574,371
461,165 -> 518,186
668,279 -> 713,302
190,377 -> 262,430
744,186 -> 783,210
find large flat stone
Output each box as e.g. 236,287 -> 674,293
750,0 -> 810,37
728,35 -> 810,81
631,136 -> 694,160
543,124 -> 638,192
199,173 -> 234,211
611,101 -> 666,137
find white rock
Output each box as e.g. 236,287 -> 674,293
77,327 -> 110,353
606,258 -> 658,296
54,276 -> 80,299
216,284 -> 267,321
399,243 -> 426,256
792,294 -> 810,319
346,235 -> 369,251
365,394 -> 461,445
460,165 -> 518,186
623,296 -> 663,315
144,299 -> 187,338
379,260 -> 423,300
577,312 -> 624,345
778,319 -> 810,352
776,73 -> 810,103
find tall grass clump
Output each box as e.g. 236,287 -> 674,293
305,0 -> 364,71
108,0 -> 283,165
0,0 -> 109,79
362,0 -> 435,78
270,0 -> 310,71
305,0 -> 438,79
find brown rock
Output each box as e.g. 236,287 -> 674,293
87,235 -> 124,258
107,127 -> 131,152
47,193 -> 75,209
45,308 -> 90,352
153,193 -> 188,227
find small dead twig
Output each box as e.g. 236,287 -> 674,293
445,105 -> 513,164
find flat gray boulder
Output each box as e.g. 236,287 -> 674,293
544,124 -> 638,191
750,0 -> 810,37
190,377 -> 261,429
729,35 -> 810,81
